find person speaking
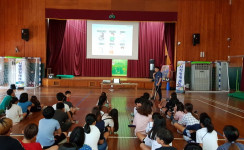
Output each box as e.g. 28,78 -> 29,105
153,66 -> 162,101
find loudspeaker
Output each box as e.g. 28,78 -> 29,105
149,59 -> 155,78
193,33 -> 200,46
21,29 -> 29,41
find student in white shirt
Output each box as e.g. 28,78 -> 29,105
133,98 -> 142,117
6,97 -> 26,124
196,112 -> 218,150
140,114 -> 167,150
145,112 -> 161,134
173,103 -> 200,142
102,108 -> 119,134
84,113 -> 100,150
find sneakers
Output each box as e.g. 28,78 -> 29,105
183,135 -> 192,141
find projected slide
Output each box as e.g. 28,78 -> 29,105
87,21 -> 139,60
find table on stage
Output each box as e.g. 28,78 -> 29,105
100,82 -> 138,92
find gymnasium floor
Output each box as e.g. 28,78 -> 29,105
1,87 -> 244,150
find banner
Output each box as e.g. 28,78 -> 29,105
176,61 -> 185,93
16,59 -> 27,87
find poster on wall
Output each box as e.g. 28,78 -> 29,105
176,61 -> 185,93
16,59 -> 27,87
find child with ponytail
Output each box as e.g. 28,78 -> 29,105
84,113 -> 100,150
196,112 -> 218,150
6,97 -> 27,124
217,125 -> 244,150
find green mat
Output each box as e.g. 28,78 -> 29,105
228,92 -> 244,99
56,75 -> 74,79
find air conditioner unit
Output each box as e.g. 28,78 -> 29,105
191,62 -> 212,91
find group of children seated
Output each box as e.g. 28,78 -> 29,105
132,92 -> 244,150
0,89 -> 119,150
0,89 -> 44,125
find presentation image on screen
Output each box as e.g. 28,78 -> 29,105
87,20 -> 139,60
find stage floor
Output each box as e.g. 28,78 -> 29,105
1,87 -> 243,149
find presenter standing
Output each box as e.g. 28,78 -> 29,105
153,66 -> 162,101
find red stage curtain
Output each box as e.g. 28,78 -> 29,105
127,22 -> 165,78
164,23 -> 176,70
47,19 -> 66,74
241,59 -> 244,91
48,20 -> 112,76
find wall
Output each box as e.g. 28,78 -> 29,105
229,0 -> 244,67
0,0 -> 243,66
45,0 -> 178,12
0,0 -> 46,62
176,0 -> 231,62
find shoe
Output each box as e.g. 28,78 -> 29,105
183,135 -> 192,141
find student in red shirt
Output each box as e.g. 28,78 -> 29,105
20,123 -> 58,150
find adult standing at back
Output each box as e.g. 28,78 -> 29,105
153,66 -> 162,101
0,89 -> 15,114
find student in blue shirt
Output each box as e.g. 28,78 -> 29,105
36,106 -> 66,149
17,93 -> 33,117
217,125 -> 244,150
153,66 -> 162,101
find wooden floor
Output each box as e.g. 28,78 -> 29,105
1,87 -> 244,150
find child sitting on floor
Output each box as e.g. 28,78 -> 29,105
140,114 -> 167,150
20,123 -> 57,150
65,91 -> 71,102
102,108 -> 119,134
133,100 -> 152,139
159,92 -> 179,117
36,106 -> 67,149
53,92 -> 75,123
53,102 -> 72,132
6,97 -> 26,124
63,91 -> 78,113
145,112 -> 161,134
0,89 -> 15,114
30,96 -> 43,112
217,125 -> 244,150
17,93 -> 34,117
132,98 -> 142,117
156,128 -> 177,150
171,102 -> 185,124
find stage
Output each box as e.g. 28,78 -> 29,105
42,77 -> 176,90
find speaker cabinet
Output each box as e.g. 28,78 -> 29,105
193,33 -> 200,46
149,59 -> 155,78
21,29 -> 29,41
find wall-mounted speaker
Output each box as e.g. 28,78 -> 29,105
21,29 -> 29,41
193,33 -> 200,46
